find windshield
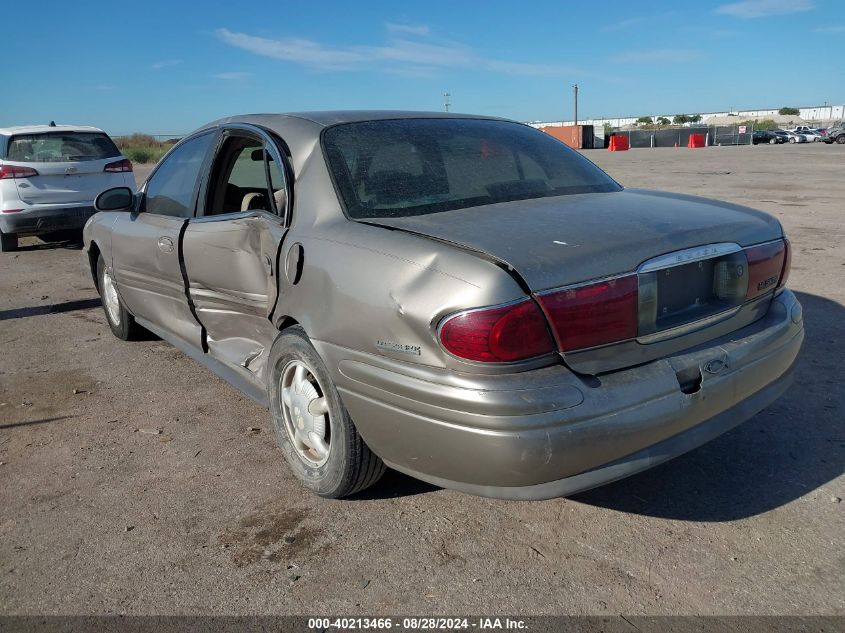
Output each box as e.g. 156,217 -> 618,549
6,132 -> 120,163
323,118 -> 621,219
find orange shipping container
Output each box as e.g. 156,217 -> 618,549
540,125 -> 594,149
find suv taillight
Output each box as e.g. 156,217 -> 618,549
438,299 -> 555,362
745,239 -> 789,300
104,159 -> 133,173
0,165 -> 39,179
537,274 -> 639,352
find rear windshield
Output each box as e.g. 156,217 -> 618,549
6,132 -> 120,163
323,118 -> 620,219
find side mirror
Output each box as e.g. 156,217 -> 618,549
95,187 -> 134,212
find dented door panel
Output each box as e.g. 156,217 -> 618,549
110,212 -> 202,347
182,211 -> 286,382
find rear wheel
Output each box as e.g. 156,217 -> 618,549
97,255 -> 141,340
268,326 -> 385,498
0,230 -> 17,252
837,135 -> 845,145
789,137 -> 796,144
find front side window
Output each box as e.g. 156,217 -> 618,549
144,132 -> 215,218
6,132 -> 120,163
323,118 -> 621,219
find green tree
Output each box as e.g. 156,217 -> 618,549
636,116 -> 654,125
656,116 -> 671,126
688,114 -> 702,123
778,107 -> 800,115
673,114 -> 690,125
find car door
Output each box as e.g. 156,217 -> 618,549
109,130 -> 217,347
180,125 -> 291,383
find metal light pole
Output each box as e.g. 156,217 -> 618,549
443,92 -> 451,113
573,84 -> 579,126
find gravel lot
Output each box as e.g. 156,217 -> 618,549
1,143 -> 843,615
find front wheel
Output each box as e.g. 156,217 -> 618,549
268,326 -> 385,498
97,255 -> 141,340
789,137 -> 796,144
769,138 -> 777,145
0,230 -> 17,252
837,135 -> 845,145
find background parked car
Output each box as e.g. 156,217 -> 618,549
786,131 -> 810,144
752,129 -> 787,145
0,124 -> 134,251
823,124 -> 845,144
771,129 -> 791,143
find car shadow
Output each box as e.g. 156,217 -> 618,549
13,234 -> 84,251
0,416 -> 74,431
572,291 -> 842,521
0,298 -> 102,321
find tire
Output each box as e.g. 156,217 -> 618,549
268,326 -> 385,498
837,135 -> 845,145
96,255 -> 141,340
789,137 -> 796,144
0,230 -> 17,252
769,138 -> 777,145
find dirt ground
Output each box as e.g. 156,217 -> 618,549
1,144 -> 842,616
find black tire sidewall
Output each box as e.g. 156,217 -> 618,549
97,255 -> 133,340
268,327 -> 358,498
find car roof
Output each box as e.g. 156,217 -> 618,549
0,124 -> 106,136
188,111 -> 520,176
207,110 -> 508,129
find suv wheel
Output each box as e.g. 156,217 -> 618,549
0,230 -> 17,252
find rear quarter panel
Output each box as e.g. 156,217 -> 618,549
276,218 -> 529,371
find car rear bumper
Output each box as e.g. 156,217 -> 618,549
314,289 -> 803,500
0,205 -> 96,235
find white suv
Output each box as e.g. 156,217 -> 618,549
0,124 -> 135,251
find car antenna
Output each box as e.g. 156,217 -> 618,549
49,121 -> 56,127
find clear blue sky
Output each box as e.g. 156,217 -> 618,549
2,0 -> 842,135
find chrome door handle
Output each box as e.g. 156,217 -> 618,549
157,237 -> 174,253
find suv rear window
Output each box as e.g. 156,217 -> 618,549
323,118 -> 620,219
6,132 -> 120,163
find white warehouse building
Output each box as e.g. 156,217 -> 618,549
530,104 -> 845,129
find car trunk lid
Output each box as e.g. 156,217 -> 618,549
367,189 -> 786,374
368,189 -> 782,290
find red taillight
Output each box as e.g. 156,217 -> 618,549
745,240 -> 787,300
778,238 -> 791,290
438,299 -> 555,363
0,165 -> 39,179
104,158 -> 133,173
0,209 -> 23,214
537,274 -> 638,352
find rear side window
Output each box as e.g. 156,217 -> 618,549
6,132 -> 120,163
323,118 -> 620,219
144,132 -> 215,218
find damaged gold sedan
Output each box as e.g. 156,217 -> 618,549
84,112 -> 803,499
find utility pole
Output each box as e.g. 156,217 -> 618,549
443,92 -> 451,112
573,84 -> 579,126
